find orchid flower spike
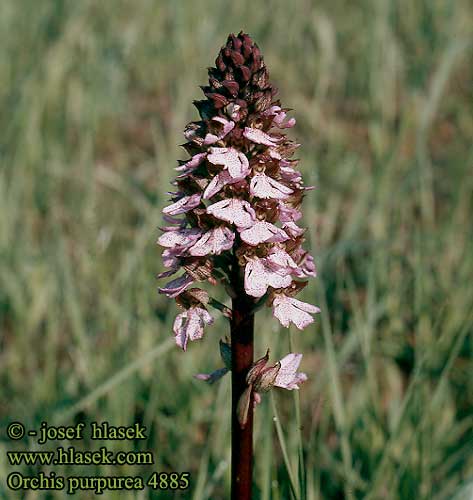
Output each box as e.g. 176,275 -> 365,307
157,31 -> 319,351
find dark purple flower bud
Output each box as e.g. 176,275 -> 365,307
215,53 -> 226,71
206,92 -> 229,109
230,50 -> 245,66
238,65 -> 251,82
222,80 -> 239,97
230,33 -> 242,50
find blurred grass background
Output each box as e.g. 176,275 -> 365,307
0,0 -> 472,498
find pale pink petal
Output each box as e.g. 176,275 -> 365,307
239,221 -> 289,246
163,194 -> 201,216
159,274 -> 194,298
244,258 -> 269,297
244,258 -> 293,298
272,295 -> 320,330
274,112 -> 296,129
157,228 -> 202,249
279,117 -> 296,129
175,153 -> 207,178
189,227 -> 235,256
173,306 -> 214,350
162,249 -> 179,268
207,198 -> 257,228
265,271 -> 293,291
187,307 -> 213,341
203,173 -> 227,199
250,173 -> 293,200
274,353 -> 307,390
173,312 -> 189,349
243,127 -> 282,146
207,147 -> 249,179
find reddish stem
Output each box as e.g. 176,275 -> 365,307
231,291 -> 254,500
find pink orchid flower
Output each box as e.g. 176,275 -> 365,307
163,194 -> 202,216
207,198 -> 257,228
173,306 -> 214,350
272,295 -> 320,329
250,173 -> 293,199
243,127 -> 282,146
244,257 -> 293,298
157,227 -> 203,249
207,147 -> 249,179
239,221 -> 289,246
189,226 -> 235,256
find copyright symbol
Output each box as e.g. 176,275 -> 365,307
7,422 -> 24,440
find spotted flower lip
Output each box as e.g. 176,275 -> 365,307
207,198 -> 257,228
207,147 -> 249,179
244,257 -> 293,298
243,127 -> 282,146
250,173 -> 293,199
239,221 -> 289,246
272,295 -> 320,329
189,226 -> 235,256
173,306 -> 214,350
157,227 -> 203,249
